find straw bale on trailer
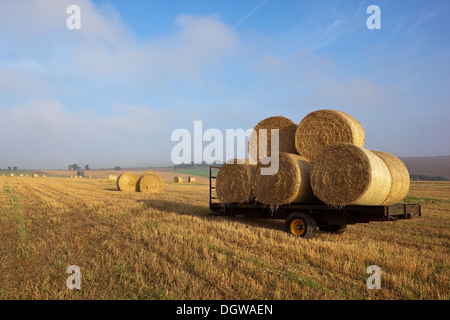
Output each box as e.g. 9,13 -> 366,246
248,116 -> 297,162
310,143 -> 391,206
216,159 -> 256,204
252,152 -> 315,207
371,150 -> 410,205
295,110 -> 365,161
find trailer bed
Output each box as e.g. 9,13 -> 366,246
208,166 -> 421,237
209,201 -> 422,225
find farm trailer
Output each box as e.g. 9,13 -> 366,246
208,166 -> 422,239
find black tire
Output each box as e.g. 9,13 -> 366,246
319,224 -> 347,234
285,212 -> 317,239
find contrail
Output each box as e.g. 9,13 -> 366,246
232,0 -> 269,30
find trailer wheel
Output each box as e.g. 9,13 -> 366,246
285,213 -> 316,239
319,224 -> 347,234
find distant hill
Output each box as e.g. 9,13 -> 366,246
400,156 -> 450,180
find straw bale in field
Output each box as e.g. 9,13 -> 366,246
117,173 -> 139,192
188,176 -> 196,183
173,176 -> 183,183
137,172 -> 164,193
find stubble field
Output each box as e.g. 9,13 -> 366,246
0,173 -> 448,300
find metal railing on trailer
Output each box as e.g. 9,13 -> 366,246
208,166 -> 422,238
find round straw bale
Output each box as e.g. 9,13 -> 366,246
311,143 -> 391,206
173,176 -> 183,183
248,116 -> 297,162
371,150 -> 410,205
108,174 -> 118,182
117,173 -> 139,192
216,159 -> 256,203
9,173 -> 14,177
138,170 -> 157,178
33,174 -> 38,178
137,172 -> 164,193
19,174 -> 23,177
188,176 -> 196,183
295,110 -> 365,161
42,175 -> 46,178
252,152 -> 315,207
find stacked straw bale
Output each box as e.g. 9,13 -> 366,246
253,152 -> 315,207
295,109 -> 365,162
215,109 -> 410,208
216,159 -> 256,203
248,116 -> 297,162
371,150 -> 410,205
310,143 -> 392,206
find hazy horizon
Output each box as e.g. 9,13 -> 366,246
1,154 -> 449,171
1,0 -> 449,169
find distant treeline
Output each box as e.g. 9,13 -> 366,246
173,162 -> 221,170
410,174 -> 449,181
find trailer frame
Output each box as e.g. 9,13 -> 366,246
208,166 -> 422,238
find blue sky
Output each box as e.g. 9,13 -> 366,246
0,0 -> 449,169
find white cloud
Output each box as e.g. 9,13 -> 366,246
0,1 -> 242,168
0,99 -> 179,168
0,1 -> 240,88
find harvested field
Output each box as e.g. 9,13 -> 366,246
0,176 -> 448,300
